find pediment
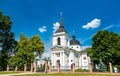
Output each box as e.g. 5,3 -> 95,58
50,45 -> 65,51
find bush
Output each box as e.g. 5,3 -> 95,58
37,67 -> 45,72
83,69 -> 89,72
75,68 -> 82,72
75,68 -> 89,72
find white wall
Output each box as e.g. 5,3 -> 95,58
69,45 -> 81,51
51,51 -> 65,67
69,51 -> 74,66
79,53 -> 89,69
53,32 -> 69,47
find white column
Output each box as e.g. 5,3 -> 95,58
61,52 -> 64,70
51,53 -> 53,66
73,52 -> 75,64
53,53 -> 55,66
60,52 -> 62,66
69,52 -> 71,66
63,52 -> 65,66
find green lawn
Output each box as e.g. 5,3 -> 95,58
0,72 -> 120,76
15,73 -> 115,76
0,71 -> 20,74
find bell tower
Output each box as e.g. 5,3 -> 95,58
52,12 -> 69,47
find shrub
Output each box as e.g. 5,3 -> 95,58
75,68 -> 89,72
37,67 -> 45,72
75,68 -> 82,72
82,69 -> 89,72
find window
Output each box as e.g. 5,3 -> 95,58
57,37 -> 61,45
56,53 -> 60,57
83,57 -> 86,60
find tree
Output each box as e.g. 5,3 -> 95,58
91,30 -> 120,66
13,33 -> 34,66
29,35 -> 44,58
0,11 -> 15,70
9,33 -> 44,67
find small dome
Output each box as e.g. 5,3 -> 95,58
70,35 -> 80,45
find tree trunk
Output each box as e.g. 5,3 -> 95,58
15,65 -> 18,71
109,62 -> 113,74
44,61 -> 48,74
31,63 -> 33,72
89,63 -> 93,74
34,62 -> 36,72
7,65 -> 9,71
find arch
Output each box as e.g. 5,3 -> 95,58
57,37 -> 61,45
57,60 -> 60,65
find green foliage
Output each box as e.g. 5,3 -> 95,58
113,65 -> 120,70
0,11 -> 15,70
97,59 -> 107,72
75,68 -> 83,72
90,30 -> 120,65
9,33 -> 34,66
37,64 -> 45,72
9,33 -> 44,67
29,35 -> 44,57
75,68 -> 89,72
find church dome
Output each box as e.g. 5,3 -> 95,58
70,35 -> 80,45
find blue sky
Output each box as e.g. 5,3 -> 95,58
0,0 -> 120,57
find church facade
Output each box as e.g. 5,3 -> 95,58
50,13 -> 90,70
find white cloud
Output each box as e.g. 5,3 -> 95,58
53,22 -> 60,32
38,26 -> 47,33
82,18 -> 101,29
81,46 -> 91,50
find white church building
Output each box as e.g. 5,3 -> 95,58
50,13 -> 90,70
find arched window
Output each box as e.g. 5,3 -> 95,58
57,37 -> 61,45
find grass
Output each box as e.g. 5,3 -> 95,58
15,73 -> 115,76
0,71 -> 20,74
0,72 -> 120,76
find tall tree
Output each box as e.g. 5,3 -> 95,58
14,33 -> 34,66
9,33 -> 44,67
0,11 -> 15,70
29,35 -> 44,58
91,30 -> 120,66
